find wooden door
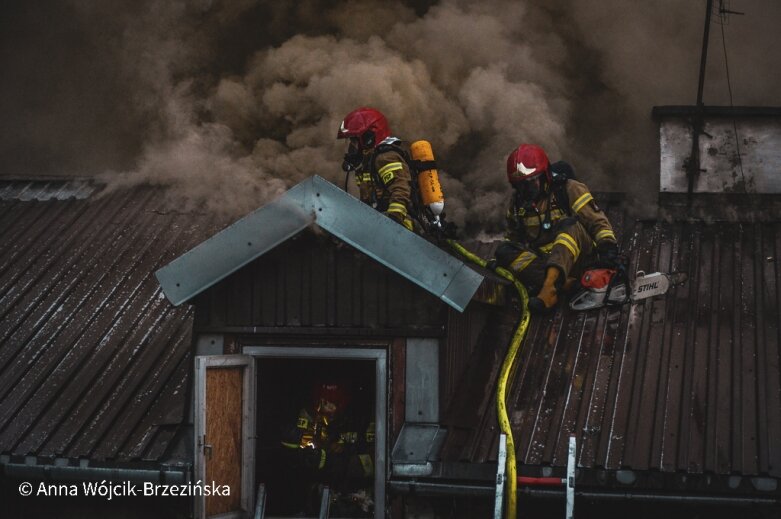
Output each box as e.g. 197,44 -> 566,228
195,355 -> 255,518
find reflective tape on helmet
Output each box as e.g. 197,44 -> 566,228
554,233 -> 580,259
510,251 -> 537,272
596,229 -> 616,242
297,417 -> 309,429
378,162 -> 403,184
571,192 -> 594,213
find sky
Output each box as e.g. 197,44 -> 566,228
1,0 -> 779,234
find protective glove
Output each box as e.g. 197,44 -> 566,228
596,241 -> 620,268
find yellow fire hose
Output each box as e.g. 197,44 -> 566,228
446,240 -> 531,519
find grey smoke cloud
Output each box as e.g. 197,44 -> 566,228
2,0 -> 780,233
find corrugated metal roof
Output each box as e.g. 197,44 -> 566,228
0,182 -> 221,463
441,211 -> 781,488
0,178 -> 96,201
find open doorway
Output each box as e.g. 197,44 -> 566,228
248,347 -> 386,519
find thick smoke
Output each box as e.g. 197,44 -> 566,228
2,1 -> 780,231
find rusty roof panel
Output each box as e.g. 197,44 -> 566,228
0,182 -> 219,463
440,215 -> 781,485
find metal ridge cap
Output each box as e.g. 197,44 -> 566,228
156,179 -> 316,306
310,176 -> 482,312
156,175 -> 483,311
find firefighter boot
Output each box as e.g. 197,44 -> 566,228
529,267 -> 561,313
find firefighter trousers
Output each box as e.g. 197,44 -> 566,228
496,220 -> 595,293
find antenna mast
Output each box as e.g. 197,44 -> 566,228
686,0 -> 713,202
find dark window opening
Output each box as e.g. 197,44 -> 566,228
257,358 -> 376,518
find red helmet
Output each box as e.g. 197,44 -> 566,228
506,144 -> 551,185
336,107 -> 390,150
312,381 -> 350,414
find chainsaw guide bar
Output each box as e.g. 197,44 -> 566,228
569,270 -> 688,311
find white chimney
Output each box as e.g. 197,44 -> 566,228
655,106 -> 781,195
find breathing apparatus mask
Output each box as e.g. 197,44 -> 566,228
341,138 -> 363,172
513,176 -> 545,208
341,131 -> 376,172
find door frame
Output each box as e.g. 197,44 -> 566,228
244,346 -> 388,519
194,355 -> 256,519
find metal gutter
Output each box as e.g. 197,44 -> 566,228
389,480 -> 494,497
1,462 -> 190,484
389,479 -> 780,506
194,326 -> 446,338
518,487 -> 780,507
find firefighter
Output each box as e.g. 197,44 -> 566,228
495,143 -> 620,312
277,380 -> 375,516
337,107 -> 417,232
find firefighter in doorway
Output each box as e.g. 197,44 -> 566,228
494,143 -> 620,312
276,380 -> 375,516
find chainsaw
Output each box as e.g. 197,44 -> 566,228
569,267 -> 688,311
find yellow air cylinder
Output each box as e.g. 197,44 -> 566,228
410,140 -> 444,221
